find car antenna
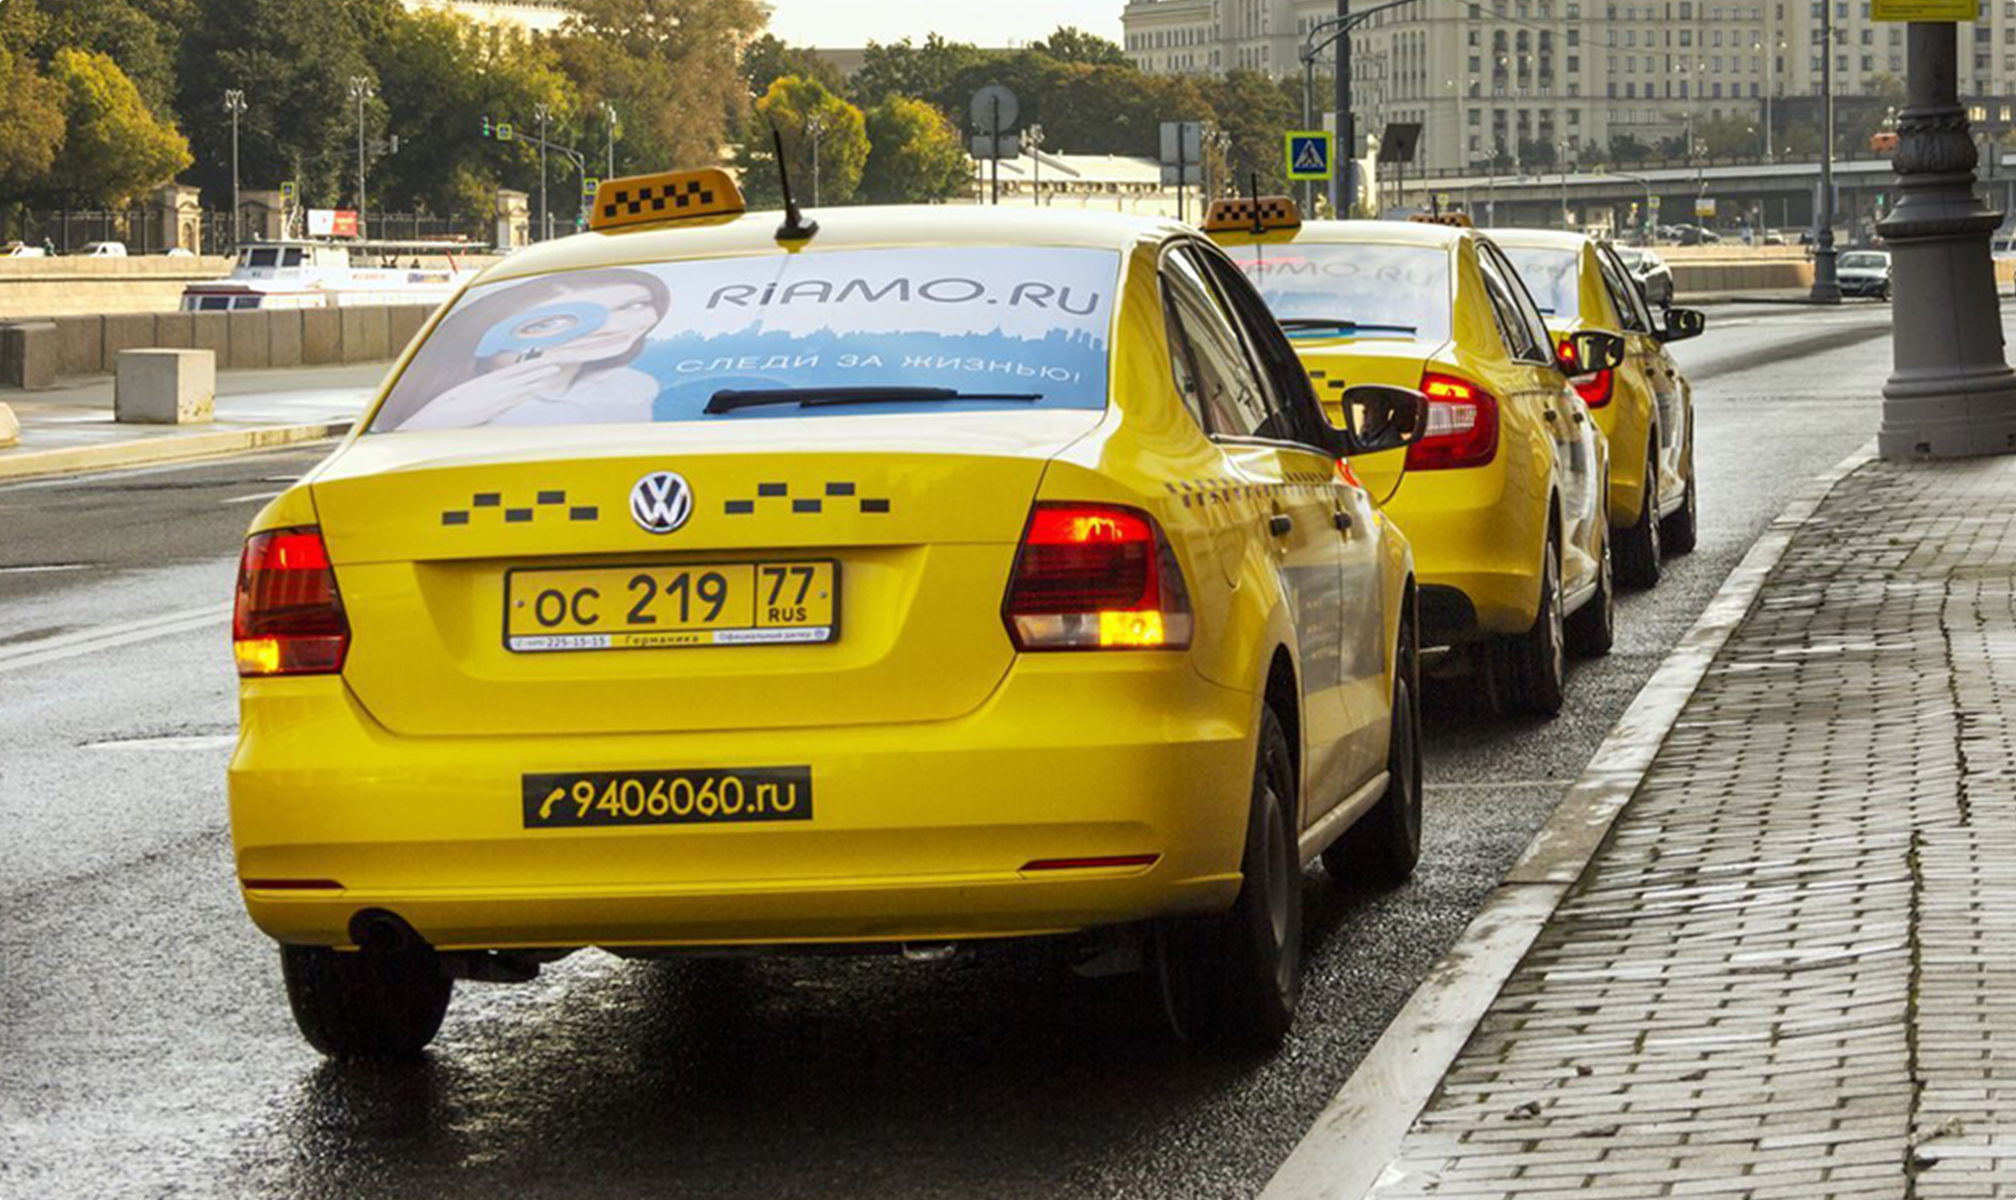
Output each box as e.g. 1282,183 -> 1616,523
772,124 -> 819,243
1248,172 -> 1265,236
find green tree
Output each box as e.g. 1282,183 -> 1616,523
850,34 -> 991,112
42,48 -> 191,206
1695,114 -> 1759,159
1031,27 -> 1130,66
1607,134 -> 1651,164
1206,70 -> 1297,193
31,0 -> 187,115
371,10 -> 578,217
559,0 -> 766,174
860,94 -> 968,204
178,0 -> 377,208
742,33 -> 842,100
0,46 -> 67,200
735,75 -> 868,208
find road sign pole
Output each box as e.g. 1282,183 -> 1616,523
1878,17 -> 2016,460
1177,134 -> 1187,225
1334,0 -> 1353,218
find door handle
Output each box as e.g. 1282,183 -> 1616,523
1269,514 -> 1294,538
1334,509 -> 1355,534
1543,409 -> 1559,422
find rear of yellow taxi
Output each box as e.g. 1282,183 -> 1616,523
230,237 -> 1272,959
1208,218 -> 1552,643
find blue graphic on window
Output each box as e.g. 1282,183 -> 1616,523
475,302 -> 612,359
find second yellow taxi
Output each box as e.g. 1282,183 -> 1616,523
1208,202 -> 1624,716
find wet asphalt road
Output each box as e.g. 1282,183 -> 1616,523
0,302 -> 1904,1200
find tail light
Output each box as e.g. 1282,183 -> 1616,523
1003,503 -> 1193,651
1557,337 -> 1616,408
1407,373 -> 1501,471
233,527 -> 349,677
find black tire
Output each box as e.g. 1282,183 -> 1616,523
1324,614 -> 1423,887
1502,536 -> 1567,717
1661,437 -> 1699,555
1154,706 -> 1302,1051
1564,526 -> 1615,658
282,944 -> 453,1059
1615,435 -> 1664,590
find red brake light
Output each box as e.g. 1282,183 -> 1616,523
233,527 -> 349,677
1407,373 -> 1501,471
1557,338 -> 1615,408
1003,503 -> 1193,651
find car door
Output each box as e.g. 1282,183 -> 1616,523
1159,243 -> 1360,825
1477,241 -> 1604,600
1598,244 -> 1685,510
1193,241 -> 1395,813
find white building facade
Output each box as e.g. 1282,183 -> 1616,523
1122,0 -> 2016,175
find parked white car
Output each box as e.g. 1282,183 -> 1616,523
80,242 -> 128,258
3,242 -> 47,258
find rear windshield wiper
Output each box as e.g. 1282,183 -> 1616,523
706,386 -> 1045,414
1278,318 -> 1418,336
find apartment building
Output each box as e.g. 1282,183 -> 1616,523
1121,0 -> 2016,174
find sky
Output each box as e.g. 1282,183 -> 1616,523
763,1 -> 1122,48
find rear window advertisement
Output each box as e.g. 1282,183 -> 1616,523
372,247 -> 1119,432
1230,242 -> 1453,345
1499,247 -> 1583,320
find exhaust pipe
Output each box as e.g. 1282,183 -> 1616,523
348,908 -> 424,954
901,942 -> 961,964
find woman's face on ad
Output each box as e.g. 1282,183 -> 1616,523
505,282 -> 661,366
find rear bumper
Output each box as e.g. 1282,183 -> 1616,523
1386,466 -> 1546,640
229,656 -> 1255,951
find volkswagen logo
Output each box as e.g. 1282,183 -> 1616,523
630,471 -> 694,535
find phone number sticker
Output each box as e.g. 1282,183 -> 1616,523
523,767 -> 813,829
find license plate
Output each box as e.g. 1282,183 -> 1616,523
523,767 -> 813,829
505,560 -> 838,653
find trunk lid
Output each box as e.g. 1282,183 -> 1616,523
310,411 -> 1100,737
1295,336 -> 1446,498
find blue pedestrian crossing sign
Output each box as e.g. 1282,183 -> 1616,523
1286,131 -> 1335,181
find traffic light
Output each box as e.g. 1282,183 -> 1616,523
481,116 -> 493,138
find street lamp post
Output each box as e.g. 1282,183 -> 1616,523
806,115 -> 825,207
1301,0 -> 1422,218
1877,20 -> 2016,460
600,101 -> 618,179
224,89 -> 246,250
347,77 -> 371,241
1811,4 -> 1841,301
533,102 -> 552,241
1025,123 -> 1045,206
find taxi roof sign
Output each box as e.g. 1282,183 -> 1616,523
1203,195 -> 1302,235
590,168 -> 745,233
1410,212 -> 1475,229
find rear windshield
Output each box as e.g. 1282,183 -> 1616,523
1225,241 -> 1451,344
370,246 -> 1118,432
1500,246 -> 1582,320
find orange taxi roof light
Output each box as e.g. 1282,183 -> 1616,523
1203,196 -> 1302,234
589,168 -> 745,233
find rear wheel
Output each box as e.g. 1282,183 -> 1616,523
282,944 -> 453,1059
1324,615 -> 1423,887
1501,537 -> 1567,717
1565,526 -> 1615,658
1616,435 -> 1664,589
1154,706 -> 1302,1050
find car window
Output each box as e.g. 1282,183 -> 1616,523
1480,242 -> 1557,365
1192,243 -> 1334,450
372,246 -> 1120,432
1224,240 -> 1453,344
1159,246 -> 1281,441
1499,246 -> 1582,320
1595,247 -> 1652,332
1474,245 -> 1541,362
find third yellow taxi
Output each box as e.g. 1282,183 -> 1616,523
1493,229 -> 1705,587
228,167 -> 1433,1058
1207,202 -> 1625,715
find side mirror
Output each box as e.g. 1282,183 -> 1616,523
1658,307 -> 1707,343
1336,384 -> 1428,455
1560,329 -> 1627,375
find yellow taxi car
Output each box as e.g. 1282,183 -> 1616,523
1207,204 -> 1623,716
229,168 -> 1433,1058
1494,230 -> 1704,586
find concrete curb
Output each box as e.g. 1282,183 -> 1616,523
1257,438 -> 1882,1200
0,420 -> 350,482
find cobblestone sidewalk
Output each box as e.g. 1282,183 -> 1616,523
1369,456 -> 2016,1199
